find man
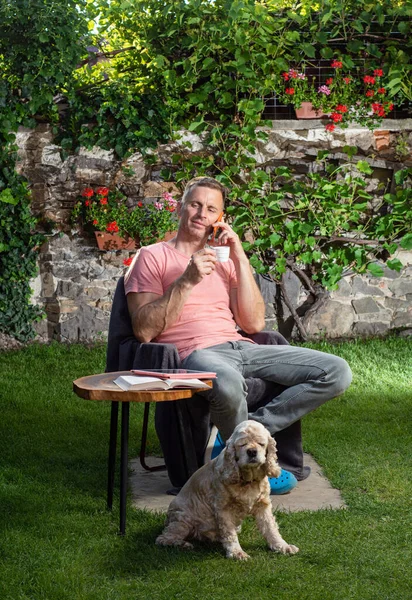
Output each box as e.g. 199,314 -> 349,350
126,176 -> 352,493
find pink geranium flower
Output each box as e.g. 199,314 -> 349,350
318,85 -> 331,95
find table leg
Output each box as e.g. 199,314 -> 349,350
140,403 -> 166,472
107,401 -> 119,510
119,401 -> 130,536
175,399 -> 198,479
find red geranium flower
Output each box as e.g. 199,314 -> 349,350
388,103 -> 394,111
96,187 -> 109,196
137,201 -> 143,207
371,102 -> 387,117
93,219 -> 98,225
331,60 -> 343,68
373,69 -> 383,77
289,69 -> 298,79
366,90 -> 374,97
326,78 -> 334,85
336,104 -> 348,113
378,87 -> 386,95
123,256 -> 133,267
325,123 -> 336,132
343,77 -> 351,84
106,221 -> 119,233
363,75 -> 376,85
81,187 -> 94,198
331,112 -> 343,123
282,72 -> 289,81
285,87 -> 295,95
100,198 -> 108,205
85,200 -> 91,207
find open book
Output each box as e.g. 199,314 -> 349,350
113,375 -> 212,392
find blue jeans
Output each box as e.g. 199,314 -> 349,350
182,340 -> 352,441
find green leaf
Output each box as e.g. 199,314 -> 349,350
352,20 -> 364,33
395,169 -> 411,186
0,189 -> 18,205
188,118 -> 205,133
343,145 -> 358,159
274,166 -> 291,177
400,233 -> 412,250
386,258 -> 403,272
274,57 -> 289,72
386,78 -> 402,89
269,233 -> 281,246
356,161 -> 373,175
347,40 -> 364,53
316,32 -> 328,45
320,47 -> 334,59
202,57 -> 215,70
301,43 -> 316,58
367,263 -> 384,277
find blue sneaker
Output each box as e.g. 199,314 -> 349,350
269,469 -> 298,495
204,425 -> 225,462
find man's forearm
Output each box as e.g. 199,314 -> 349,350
131,278 -> 193,342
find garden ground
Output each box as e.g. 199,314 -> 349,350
0,337 -> 411,600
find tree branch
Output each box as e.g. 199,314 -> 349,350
75,46 -> 136,69
288,261 -> 317,295
279,274 -> 308,341
315,235 -> 382,246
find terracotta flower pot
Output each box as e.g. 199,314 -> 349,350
94,231 -> 137,251
295,102 -> 326,119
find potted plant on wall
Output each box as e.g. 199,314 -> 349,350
276,61 -> 395,131
72,186 -> 179,250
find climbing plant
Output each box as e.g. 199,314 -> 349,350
0,0 -> 90,340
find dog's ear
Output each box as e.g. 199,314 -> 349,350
265,435 -> 281,478
218,438 -> 241,485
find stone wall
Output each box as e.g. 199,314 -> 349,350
258,254 -> 412,339
14,119 -> 412,343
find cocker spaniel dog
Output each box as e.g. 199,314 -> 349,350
156,420 -> 299,560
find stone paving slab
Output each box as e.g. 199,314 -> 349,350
130,453 -> 346,513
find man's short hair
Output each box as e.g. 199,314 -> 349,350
182,176 -> 226,205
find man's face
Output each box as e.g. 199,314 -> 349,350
178,186 -> 224,241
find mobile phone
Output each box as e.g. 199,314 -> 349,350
213,211 -> 224,239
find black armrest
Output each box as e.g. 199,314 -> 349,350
132,342 -> 181,370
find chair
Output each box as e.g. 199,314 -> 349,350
106,276 -> 306,488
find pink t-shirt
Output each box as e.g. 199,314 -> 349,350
124,242 -> 248,359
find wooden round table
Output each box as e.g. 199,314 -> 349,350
73,371 -> 212,535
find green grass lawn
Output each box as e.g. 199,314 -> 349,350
0,337 -> 411,600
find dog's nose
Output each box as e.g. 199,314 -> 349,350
247,448 -> 257,458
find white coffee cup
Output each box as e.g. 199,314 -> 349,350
214,245 -> 230,262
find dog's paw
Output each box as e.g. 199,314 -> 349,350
155,536 -> 194,550
228,549 -> 251,561
278,543 -> 299,555
180,541 -> 194,550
